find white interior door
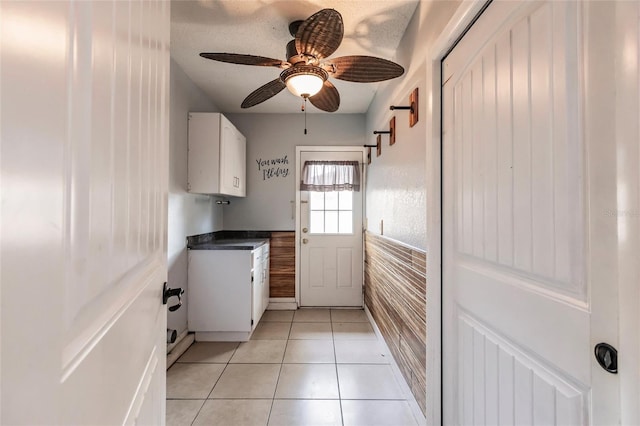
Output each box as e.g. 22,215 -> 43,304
298,149 -> 364,307
1,1 -> 170,424
443,1 -> 622,424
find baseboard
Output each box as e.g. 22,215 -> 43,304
365,306 -> 427,426
195,331 -> 252,342
267,297 -> 297,310
166,332 -> 195,369
166,330 -> 188,354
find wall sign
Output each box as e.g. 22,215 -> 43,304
256,155 -> 290,180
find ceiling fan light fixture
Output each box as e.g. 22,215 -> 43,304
281,65 -> 327,98
286,74 -> 323,97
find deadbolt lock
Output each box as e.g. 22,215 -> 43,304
302,227 -> 308,233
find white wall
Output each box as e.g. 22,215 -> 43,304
168,59 -> 223,335
224,113 -> 366,230
365,1 -> 461,250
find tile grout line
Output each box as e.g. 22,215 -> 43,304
265,319 -> 292,426
187,399 -> 207,426
331,310 -> 346,426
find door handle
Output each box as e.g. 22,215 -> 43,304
302,238 -> 309,244
594,343 -> 618,374
163,282 -> 184,312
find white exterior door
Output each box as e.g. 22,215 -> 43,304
443,1 -> 625,424
298,149 -> 364,307
1,1 -> 170,424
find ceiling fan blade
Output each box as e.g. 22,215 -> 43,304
309,80 -> 340,112
295,9 -> 343,60
241,78 -> 287,108
326,56 -> 405,82
200,53 -> 288,68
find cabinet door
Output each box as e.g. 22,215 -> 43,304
251,249 -> 263,329
235,130 -> 246,197
219,116 -> 237,196
188,113 -> 221,194
188,250 -> 251,332
262,246 -> 270,315
219,118 -> 246,197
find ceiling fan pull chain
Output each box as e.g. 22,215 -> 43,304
303,97 -> 308,135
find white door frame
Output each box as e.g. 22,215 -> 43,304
428,1 -> 640,424
424,2 -> 488,424
294,146 -> 367,308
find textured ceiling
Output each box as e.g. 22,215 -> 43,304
171,1 -> 419,114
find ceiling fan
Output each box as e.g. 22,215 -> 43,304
199,8 -> 405,112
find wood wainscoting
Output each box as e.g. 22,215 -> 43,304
364,231 -> 427,415
269,232 -> 296,298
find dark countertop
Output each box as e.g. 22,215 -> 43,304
186,231 -> 289,250
188,238 -> 269,251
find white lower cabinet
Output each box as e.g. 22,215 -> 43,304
187,244 -> 269,341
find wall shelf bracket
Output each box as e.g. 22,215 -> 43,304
390,88 -> 418,127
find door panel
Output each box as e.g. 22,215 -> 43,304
309,248 -> 325,288
336,248 -> 353,288
299,150 -> 364,307
457,314 -> 586,425
443,1 -> 617,424
1,1 -> 169,424
449,0 -> 585,300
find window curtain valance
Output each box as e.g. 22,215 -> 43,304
300,160 -> 360,192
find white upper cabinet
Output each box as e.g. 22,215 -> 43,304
188,113 -> 246,197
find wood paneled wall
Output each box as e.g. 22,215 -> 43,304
269,232 -> 295,297
364,232 -> 427,415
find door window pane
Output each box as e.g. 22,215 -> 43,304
325,211 -> 338,233
338,211 -> 353,234
339,191 -> 352,210
325,191 -> 338,210
310,211 -> 324,233
310,191 -> 324,210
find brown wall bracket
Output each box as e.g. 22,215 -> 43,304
390,88 -> 419,128
376,134 -> 382,157
363,144 -> 377,164
390,116 -> 396,145
373,116 -> 397,146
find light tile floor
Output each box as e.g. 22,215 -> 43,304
166,309 -> 419,426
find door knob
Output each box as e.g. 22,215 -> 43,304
302,227 -> 308,233
594,342 -> 618,374
302,238 -> 309,244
